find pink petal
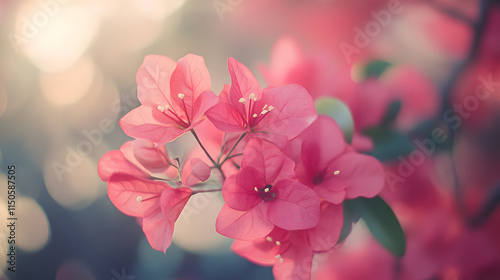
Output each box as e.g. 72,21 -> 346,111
241,138 -> 295,184
120,105 -> 187,144
223,167 -> 264,211
272,242 -> 314,280
170,54 -> 211,118
232,238 -> 279,266
131,139 -> 170,172
227,57 -> 262,118
216,203 -> 274,240
136,55 -> 177,107
314,188 -> 346,205
305,203 -> 343,251
255,84 -> 317,139
98,150 -> 146,182
107,174 -> 164,217
325,153 -> 385,199
294,116 -> 346,172
142,186 -> 191,253
191,90 -> 219,125
206,103 -> 248,133
182,158 -> 211,187
268,179 -> 320,230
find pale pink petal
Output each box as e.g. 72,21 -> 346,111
182,158 -> 211,187
241,138 -> 295,184
98,150 -> 146,182
206,103 -> 248,133
314,188 -> 346,205
136,55 -> 177,107
232,238 -> 279,266
132,139 -> 170,172
107,174 -> 164,217
170,54 -> 211,118
255,84 -> 317,139
305,203 -> 343,251
227,57 -> 262,118
191,90 -> 219,125
223,167 -> 264,211
268,179 -> 320,230
216,203 -> 274,240
120,106 -> 186,144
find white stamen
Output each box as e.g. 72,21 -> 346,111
266,236 -> 273,242
262,104 -> 268,110
334,170 -> 340,175
136,196 -> 143,202
249,93 -> 255,100
274,254 -> 282,259
157,106 -> 165,112
239,98 -> 246,104
254,187 -> 259,192
261,110 -> 268,115
253,113 -> 258,118
268,106 -> 274,111
178,93 -> 185,99
275,241 -> 281,246
279,258 -> 284,263
264,187 -> 270,193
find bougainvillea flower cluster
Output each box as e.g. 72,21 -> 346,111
99,54 -> 386,280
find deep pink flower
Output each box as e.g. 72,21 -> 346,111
206,57 -> 317,140
290,116 -> 385,204
232,203 -> 343,280
107,174 -> 191,253
216,138 -> 320,240
120,54 -> 218,144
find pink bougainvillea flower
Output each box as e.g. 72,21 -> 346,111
232,203 -> 343,280
216,138 -> 320,240
206,57 -> 317,140
120,54 -> 219,144
107,174 -> 191,253
290,116 -> 385,204
98,139 -> 176,182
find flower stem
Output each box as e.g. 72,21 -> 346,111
220,132 -> 247,166
190,129 -> 216,165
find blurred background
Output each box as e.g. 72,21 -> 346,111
0,0 -> 499,279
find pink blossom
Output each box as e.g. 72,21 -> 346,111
290,116 -> 385,204
232,203 -> 343,280
206,57 -> 317,140
120,54 -> 218,144
216,138 -> 320,240
107,174 -> 191,253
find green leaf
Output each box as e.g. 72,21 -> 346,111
381,100 -> 402,125
336,202 -> 359,244
360,60 -> 392,80
345,196 -> 406,257
363,127 -> 414,162
315,97 -> 354,144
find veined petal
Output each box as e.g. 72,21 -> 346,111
223,167 -> 264,211
206,103 -> 248,133
228,57 -> 262,119
120,105 -> 187,144
216,203 -> 274,240
241,138 -> 295,184
326,153 -> 385,199
255,84 -> 317,139
268,179 -> 320,230
136,55 -> 177,107
98,150 -> 147,182
107,174 -> 165,217
305,203 -> 343,252
170,54 -> 211,118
